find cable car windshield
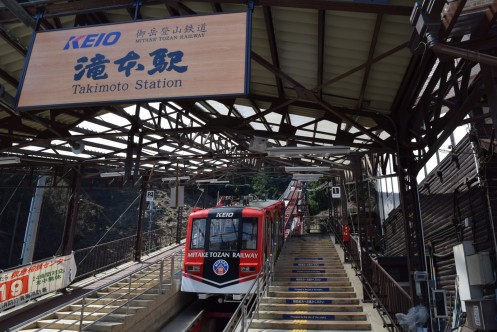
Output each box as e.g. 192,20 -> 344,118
209,218 -> 239,251
189,217 -> 259,251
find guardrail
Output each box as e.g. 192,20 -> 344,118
222,257 -> 272,332
74,226 -> 178,281
362,251 -> 412,320
74,235 -> 137,281
328,217 -> 410,332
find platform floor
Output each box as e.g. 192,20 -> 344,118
331,234 -> 388,332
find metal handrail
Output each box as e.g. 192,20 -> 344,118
9,244 -> 183,332
331,227 -> 408,332
223,224 -> 299,332
74,226 -> 178,281
222,258 -> 272,332
80,253 -> 180,331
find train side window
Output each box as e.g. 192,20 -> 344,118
190,218 -> 206,249
241,218 -> 257,250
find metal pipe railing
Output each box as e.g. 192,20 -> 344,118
74,226 -> 178,281
329,222 -> 410,332
223,258 -> 272,332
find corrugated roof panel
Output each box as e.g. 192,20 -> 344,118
272,8 -> 318,90
362,14 -> 413,110
288,105 -> 325,120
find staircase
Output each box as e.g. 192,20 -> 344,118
249,234 -> 372,331
17,255 -> 183,332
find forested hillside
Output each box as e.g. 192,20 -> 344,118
0,170 -> 293,270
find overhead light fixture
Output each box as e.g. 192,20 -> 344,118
162,176 -> 190,181
292,173 -> 323,181
195,178 -> 220,183
0,156 -> 20,165
195,179 -> 229,184
285,166 -> 330,173
267,146 -> 350,157
100,171 -> 125,178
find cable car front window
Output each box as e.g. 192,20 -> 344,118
208,218 -> 239,251
190,218 -> 206,249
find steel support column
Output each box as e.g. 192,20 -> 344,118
398,155 -> 428,307
61,167 -> 82,256
134,174 -> 149,261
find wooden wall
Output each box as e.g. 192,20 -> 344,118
382,135 -> 497,302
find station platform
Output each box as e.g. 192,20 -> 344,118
1,234 -> 386,331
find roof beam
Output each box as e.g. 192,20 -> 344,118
0,0 -> 36,28
356,14 -> 382,110
0,24 -> 27,56
263,5 -> 284,98
258,0 -> 413,15
317,10 -> 325,99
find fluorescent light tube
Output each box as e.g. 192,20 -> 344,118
162,176 -> 190,181
0,156 -> 20,165
267,146 -> 350,157
285,166 -> 330,173
292,174 -> 323,181
100,171 -> 125,178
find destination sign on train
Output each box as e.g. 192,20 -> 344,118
16,11 -> 249,109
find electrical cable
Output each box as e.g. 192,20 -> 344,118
76,193 -> 141,267
0,174 -> 26,224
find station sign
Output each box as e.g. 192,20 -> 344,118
0,253 -> 77,312
16,11 -> 250,110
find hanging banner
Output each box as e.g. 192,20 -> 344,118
16,11 -> 250,110
0,253 -> 77,312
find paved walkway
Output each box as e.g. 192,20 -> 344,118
331,234 -> 388,332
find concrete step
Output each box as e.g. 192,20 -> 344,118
55,311 -> 130,322
261,297 -> 361,305
269,285 -> 355,292
274,272 -> 348,278
34,319 -> 123,332
272,279 -> 351,286
256,310 -> 368,321
257,303 -> 364,312
79,297 -> 153,307
69,304 -> 145,315
249,319 -> 371,330
104,283 -> 171,293
276,264 -> 344,269
95,291 -> 158,300
267,290 -> 357,298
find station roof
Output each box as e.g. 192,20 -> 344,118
0,0 -> 494,183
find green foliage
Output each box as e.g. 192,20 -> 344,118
251,170 -> 291,199
307,181 -> 330,215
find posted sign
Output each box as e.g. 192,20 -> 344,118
17,12 -> 250,109
0,254 -> 77,312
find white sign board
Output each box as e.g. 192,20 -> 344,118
331,186 -> 341,198
170,186 -> 184,208
146,190 -> 154,202
0,253 -> 77,312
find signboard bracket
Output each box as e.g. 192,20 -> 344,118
133,0 -> 142,20
34,7 -> 45,31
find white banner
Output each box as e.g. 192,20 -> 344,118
0,253 -> 77,312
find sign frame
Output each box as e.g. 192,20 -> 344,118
16,11 -> 252,110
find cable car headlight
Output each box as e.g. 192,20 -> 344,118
240,266 -> 256,272
187,265 -> 201,272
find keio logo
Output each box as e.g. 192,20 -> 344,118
63,32 -> 121,50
